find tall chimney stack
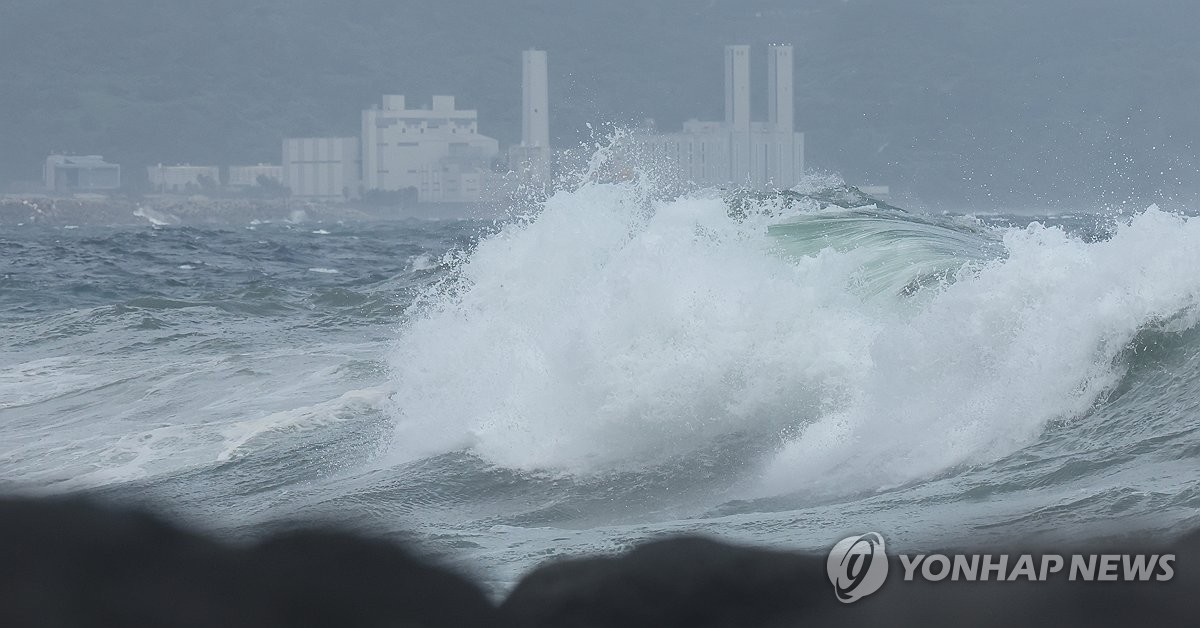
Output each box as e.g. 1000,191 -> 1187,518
522,49 -> 550,148
724,45 -> 750,132
768,44 -> 794,133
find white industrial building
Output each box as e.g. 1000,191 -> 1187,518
147,164 -> 220,193
639,44 -> 804,190
361,95 -> 499,203
282,137 -> 361,201
279,50 -> 549,204
507,49 -> 552,193
44,155 -> 121,193
228,164 -> 283,188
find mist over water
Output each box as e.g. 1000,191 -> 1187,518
4,170 -> 1200,587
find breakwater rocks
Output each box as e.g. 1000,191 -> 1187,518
2,496 -> 1199,628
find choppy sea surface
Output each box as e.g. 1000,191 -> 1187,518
4,181 -> 1200,589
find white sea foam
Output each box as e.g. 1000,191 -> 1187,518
759,207 -> 1200,495
385,180 -> 879,472
384,175 -> 1200,496
217,388 -> 389,462
133,206 -> 178,226
409,254 -> 436,272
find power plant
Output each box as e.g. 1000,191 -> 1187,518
640,44 -> 804,189
272,44 -> 804,203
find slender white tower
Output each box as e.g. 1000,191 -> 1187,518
767,44 -> 794,133
725,44 -> 752,185
766,43 -> 798,187
509,48 -> 552,193
522,49 -> 550,148
724,45 -> 750,132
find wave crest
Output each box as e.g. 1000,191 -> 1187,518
384,176 -> 1200,499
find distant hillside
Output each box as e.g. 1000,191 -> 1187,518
1,0 -> 1197,207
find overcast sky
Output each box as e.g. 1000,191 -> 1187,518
1,0 -> 1197,208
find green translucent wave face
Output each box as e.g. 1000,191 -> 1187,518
767,208 -> 1003,299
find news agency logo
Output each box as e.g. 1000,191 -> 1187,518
826,532 -> 1178,603
826,533 -> 889,603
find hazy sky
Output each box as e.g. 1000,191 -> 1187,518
1,0 -> 1197,208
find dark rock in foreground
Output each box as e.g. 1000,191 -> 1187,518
1,496 -> 1196,627
506,534 -> 1198,627
0,497 -> 495,628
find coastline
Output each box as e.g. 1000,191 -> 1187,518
0,195 -> 511,227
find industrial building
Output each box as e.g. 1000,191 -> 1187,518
228,164 -> 283,188
43,155 -> 121,193
279,50 -> 550,204
361,95 -> 499,203
507,49 -> 552,193
282,137 -> 361,201
147,164 -> 220,193
639,44 -> 804,190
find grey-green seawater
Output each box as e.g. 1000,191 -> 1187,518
3,190 -> 1199,590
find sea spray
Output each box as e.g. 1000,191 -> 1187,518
383,173 -> 970,474
386,181 -> 872,471
760,207 -> 1200,495
385,176 -> 1200,503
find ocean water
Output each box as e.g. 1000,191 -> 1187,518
3,179 -> 1200,590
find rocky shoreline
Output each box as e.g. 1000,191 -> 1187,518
2,496 -> 1198,627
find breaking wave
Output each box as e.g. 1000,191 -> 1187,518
383,174 -> 1200,504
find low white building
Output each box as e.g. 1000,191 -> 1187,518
282,137 -> 360,201
638,44 -> 804,190
361,95 -> 499,203
148,164 -> 220,193
228,164 -> 283,188
44,155 -> 121,193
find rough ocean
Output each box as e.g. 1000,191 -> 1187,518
4,176 -> 1199,590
